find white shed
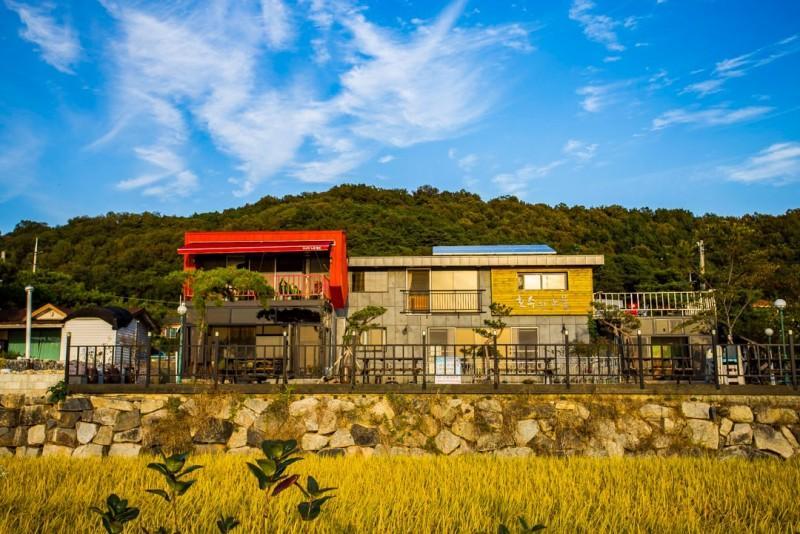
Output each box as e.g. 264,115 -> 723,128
60,307 -> 157,363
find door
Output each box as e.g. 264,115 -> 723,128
407,269 -> 430,312
428,327 -> 461,383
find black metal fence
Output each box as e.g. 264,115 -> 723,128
63,332 -> 799,390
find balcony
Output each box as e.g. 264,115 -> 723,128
402,290 -> 484,313
592,291 -> 715,318
186,273 -> 330,302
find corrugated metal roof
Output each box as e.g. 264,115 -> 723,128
432,244 -> 556,255
348,254 -> 604,268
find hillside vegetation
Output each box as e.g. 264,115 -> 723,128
0,185 -> 797,336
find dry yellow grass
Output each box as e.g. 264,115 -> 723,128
1,455 -> 799,533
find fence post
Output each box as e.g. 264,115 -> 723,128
711,329 -> 720,390
493,340 -> 500,390
63,333 -> 71,393
564,328 -> 569,389
422,331 -> 427,390
282,330 -> 289,387
789,330 -> 797,390
637,329 -> 645,390
145,342 -> 151,387
212,337 -> 220,389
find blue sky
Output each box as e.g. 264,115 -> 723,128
1,0 -> 799,232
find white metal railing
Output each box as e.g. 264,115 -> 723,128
593,291 -> 715,317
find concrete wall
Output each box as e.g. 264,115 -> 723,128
3,392 -> 800,459
0,371 -> 62,395
344,269 -> 590,345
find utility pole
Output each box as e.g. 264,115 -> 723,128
25,285 -> 34,359
32,237 -> 39,273
696,240 -> 705,290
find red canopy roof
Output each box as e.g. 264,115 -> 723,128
178,240 -> 332,255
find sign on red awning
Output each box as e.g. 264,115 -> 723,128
178,240 -> 332,255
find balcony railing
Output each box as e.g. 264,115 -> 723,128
185,273 -> 330,301
593,290 -> 715,317
402,290 -> 484,313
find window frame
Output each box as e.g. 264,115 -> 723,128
517,272 -> 568,291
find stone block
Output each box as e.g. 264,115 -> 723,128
244,398 -> 270,415
139,398 -> 165,414
73,444 -> 106,458
289,397 -> 319,417
227,427 -> 248,449
108,443 -> 141,457
58,411 -> 82,428
434,429 -> 460,454
19,405 -> 48,426
754,424 -> 794,458
90,397 -> 135,411
0,408 -> 19,427
60,397 -> 92,412
317,409 -> 338,435
639,404 -> 668,420
42,444 -> 74,457
476,433 -> 513,452
370,400 -> 396,420
113,410 -> 141,432
327,398 -> 355,413
233,407 -> 257,428
719,418 -> 733,437
301,432 -> 329,451
50,428 -> 78,448
193,418 -> 234,444
350,424 -> 378,447
727,423 -> 753,446
727,405 -> 754,423
93,408 -> 121,426
93,426 -> 113,446
681,401 -> 711,420
686,420 -> 718,449
781,426 -> 799,449
514,419 -> 540,447
329,428 -> 355,448
27,424 -> 46,445
16,446 -> 41,458
756,407 -> 799,425
12,426 -> 27,447
113,428 -> 142,443
76,422 -> 99,444
0,447 -> 12,457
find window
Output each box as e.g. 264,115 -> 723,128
351,271 -> 388,293
360,328 -> 386,345
518,272 -> 567,290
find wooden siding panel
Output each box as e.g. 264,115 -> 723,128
490,268 -> 594,316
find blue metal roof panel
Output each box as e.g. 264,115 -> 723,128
432,245 -> 556,255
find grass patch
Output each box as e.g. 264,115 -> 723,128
1,456 -> 799,533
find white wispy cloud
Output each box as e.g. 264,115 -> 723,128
569,0 -> 625,52
5,1 -> 81,74
563,139 -> 598,161
722,142 -> 800,184
576,81 -> 630,112
492,160 -> 564,194
448,148 -> 478,171
96,0 -> 532,197
651,105 -> 773,130
681,33 -> 799,97
378,154 -> 395,164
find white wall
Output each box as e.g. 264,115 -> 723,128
60,318 -> 116,361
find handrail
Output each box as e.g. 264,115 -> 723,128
593,290 -> 715,317
401,289 -> 484,313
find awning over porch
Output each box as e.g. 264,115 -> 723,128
178,240 -> 332,255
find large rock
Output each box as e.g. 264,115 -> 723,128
73,444 -> 105,457
93,426 -> 113,446
419,415 -> 440,438
476,433 -> 513,452
11,427 -> 27,447
50,428 -> 78,448
193,419 -> 234,444
60,398 -> 92,412
301,432 -> 329,451
781,426 -> 800,449
113,428 -> 142,443
476,399 -> 502,413
514,419 -> 540,446
555,400 -> 590,420
93,408 -> 121,427
0,408 -> 19,427
370,400 -> 396,421
108,443 -> 141,457
639,404 -> 669,420
756,408 -> 799,425
90,397 -> 135,411
227,427 -> 248,449
434,429 -> 461,454
16,446 -> 41,458
329,428 -> 355,448
327,398 -> 355,413
681,401 -> 711,420
317,410 -> 338,435
754,424 -> 794,458
727,423 -> 753,445
139,398 -> 165,415
616,415 -> 652,449
451,420 -> 478,442
19,405 -> 48,426
686,420 -> 719,449
58,411 -> 82,428
113,410 -> 141,432
401,430 -> 427,448
42,444 -> 74,457
233,407 -> 257,428
27,424 -> 46,445
430,403 -> 458,425
476,410 -> 503,432
244,398 -> 270,415
350,424 -> 378,446
719,418 -> 733,437
76,422 -> 98,444
288,397 -> 319,417
727,405 -> 754,423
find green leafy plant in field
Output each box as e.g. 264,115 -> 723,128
247,439 -> 336,527
89,494 -> 139,534
496,516 -> 546,533
216,515 -> 240,533
144,450 -> 202,533
47,379 -> 68,403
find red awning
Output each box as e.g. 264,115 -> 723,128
178,240 -> 332,255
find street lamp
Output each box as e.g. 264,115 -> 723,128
24,285 -> 33,359
774,299 -> 787,356
176,301 -> 188,384
765,328 -> 774,344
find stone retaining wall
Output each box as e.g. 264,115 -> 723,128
2,393 -> 800,459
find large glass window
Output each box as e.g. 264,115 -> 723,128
518,272 -> 567,290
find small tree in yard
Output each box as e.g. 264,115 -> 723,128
170,267 -> 274,377
592,301 -> 641,342
331,305 -> 386,382
474,303 -> 512,381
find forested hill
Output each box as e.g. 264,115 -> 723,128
1,184 -> 798,328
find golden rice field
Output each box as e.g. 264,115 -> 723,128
1,455 -> 799,533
